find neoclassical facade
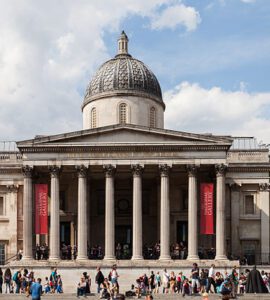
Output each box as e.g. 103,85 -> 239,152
0,32 -> 269,267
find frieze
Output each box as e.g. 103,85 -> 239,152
131,164 -> 144,176
6,184 -> 19,193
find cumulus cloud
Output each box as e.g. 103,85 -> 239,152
150,4 -> 201,31
0,0 -> 199,141
164,82 -> 270,143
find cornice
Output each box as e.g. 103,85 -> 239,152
228,164 -> 270,172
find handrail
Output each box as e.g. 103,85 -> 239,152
4,254 -> 18,265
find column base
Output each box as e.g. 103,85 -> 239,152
187,255 -> 199,260
76,256 -> 88,261
131,255 -> 144,260
103,255 -> 116,260
215,255 -> 227,260
159,255 -> 172,261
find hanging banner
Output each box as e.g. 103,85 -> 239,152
35,184 -> 48,234
200,183 -> 214,235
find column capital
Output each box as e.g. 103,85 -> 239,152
103,164 -> 116,177
6,184 -> 19,193
259,183 -> 270,192
75,165 -> 88,178
159,164 -> 170,177
22,165 -> 33,178
48,165 -> 61,178
215,163 -> 227,177
131,164 -> 144,177
186,164 -> 198,177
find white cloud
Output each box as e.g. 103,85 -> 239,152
240,0 -> 256,3
150,4 -> 201,31
0,0 -> 200,141
164,82 -> 270,143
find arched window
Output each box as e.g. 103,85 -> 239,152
150,107 -> 156,127
119,103 -> 127,124
91,107 -> 97,128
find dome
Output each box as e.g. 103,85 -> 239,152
83,31 -> 163,109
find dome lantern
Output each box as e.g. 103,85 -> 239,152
118,30 -> 129,55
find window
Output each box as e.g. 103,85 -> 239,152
0,243 -> 5,265
0,197 -> 4,215
119,103 -> 127,124
245,195 -> 255,214
91,107 -> 97,128
150,107 -> 156,127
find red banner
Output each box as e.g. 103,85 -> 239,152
200,183 -> 214,235
35,184 -> 48,234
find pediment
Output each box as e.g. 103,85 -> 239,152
17,124 -> 232,149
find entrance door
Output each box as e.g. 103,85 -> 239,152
177,221 -> 188,244
115,225 -> 132,259
60,222 -> 71,245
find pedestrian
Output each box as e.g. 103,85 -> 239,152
154,271 -> 161,293
96,267 -> 105,293
4,268 -> 11,293
56,275 -> 63,293
162,269 -> 169,293
191,263 -> 200,294
30,278 -> 42,300
83,272 -> 91,294
0,268 -> 3,293
77,277 -> 87,297
149,271 -> 155,292
206,264 -> 217,293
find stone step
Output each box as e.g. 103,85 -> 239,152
1,294 -> 270,299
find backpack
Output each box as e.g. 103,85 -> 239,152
108,272 -> 112,282
12,272 -> 18,282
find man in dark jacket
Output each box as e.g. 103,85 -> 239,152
246,266 -> 268,293
96,267 -> 105,293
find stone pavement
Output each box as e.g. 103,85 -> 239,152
1,294 -> 270,299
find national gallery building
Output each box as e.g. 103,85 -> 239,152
0,32 -> 270,269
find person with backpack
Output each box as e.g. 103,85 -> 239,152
96,267 -> 104,293
30,278 -> 42,300
13,270 -> 21,294
50,268 -> 57,293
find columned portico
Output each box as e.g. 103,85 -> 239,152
22,165 -> 33,260
215,164 -> 227,260
76,165 -> 88,260
49,166 -> 61,260
104,164 -> 116,260
159,164 -> 171,260
187,165 -> 199,260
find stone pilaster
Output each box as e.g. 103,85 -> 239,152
215,164 -> 227,260
259,183 -> 270,263
103,164 -> 116,260
22,166 -> 33,260
131,164 -> 144,260
230,183 -> 241,256
159,164 -> 171,260
49,166 -> 61,260
76,165 -> 88,260
187,165 -> 199,260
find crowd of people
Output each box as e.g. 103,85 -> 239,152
0,267 -> 63,296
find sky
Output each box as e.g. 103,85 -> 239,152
0,0 -> 270,144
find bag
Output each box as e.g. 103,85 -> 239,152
49,274 -> 53,281
108,272 -> 112,282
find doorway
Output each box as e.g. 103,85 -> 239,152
60,222 -> 71,245
177,221 -> 188,244
115,225 -> 132,259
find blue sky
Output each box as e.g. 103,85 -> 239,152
0,0 -> 270,143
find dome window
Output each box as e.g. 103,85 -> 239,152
119,103 -> 127,124
91,107 -> 97,128
150,107 -> 156,127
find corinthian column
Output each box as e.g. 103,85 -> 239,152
131,164 -> 143,260
215,164 -> 227,260
22,166 -> 33,260
159,164 -> 171,260
187,165 -> 199,260
103,165 -> 116,260
76,165 -> 88,260
49,166 -> 61,260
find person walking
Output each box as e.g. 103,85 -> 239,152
154,271 -> 161,293
96,267 -> 104,293
162,269 -> 169,294
4,268 -> 11,293
206,264 -> 217,293
191,263 -> 200,294
30,278 -> 42,300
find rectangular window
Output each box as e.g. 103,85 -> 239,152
0,197 -> 4,215
245,195 -> 255,214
